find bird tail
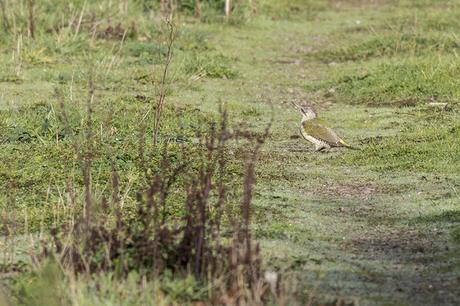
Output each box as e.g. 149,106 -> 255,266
339,139 -> 360,150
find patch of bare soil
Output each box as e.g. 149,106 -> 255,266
348,228 -> 439,257
328,0 -> 392,9
319,183 -> 378,198
302,182 -> 380,199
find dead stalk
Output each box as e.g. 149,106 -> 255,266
27,0 -> 35,39
195,0 -> 202,19
73,0 -> 86,38
153,18 -> 176,147
82,72 -> 95,233
250,0 -> 257,14
225,0 -> 232,20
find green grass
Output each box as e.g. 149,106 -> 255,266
1,0 -> 460,305
311,57 -> 460,105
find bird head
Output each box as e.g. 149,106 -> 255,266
291,102 -> 317,120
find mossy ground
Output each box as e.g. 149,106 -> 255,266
1,0 -> 459,305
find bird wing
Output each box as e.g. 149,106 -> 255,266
301,118 -> 343,146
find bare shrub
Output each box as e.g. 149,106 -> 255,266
44,100 -> 273,302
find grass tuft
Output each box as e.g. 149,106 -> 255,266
184,52 -> 237,79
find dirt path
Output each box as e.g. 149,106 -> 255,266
200,15 -> 460,305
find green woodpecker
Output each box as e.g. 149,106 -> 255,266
293,102 -> 356,151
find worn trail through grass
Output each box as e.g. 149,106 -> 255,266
181,8 -> 460,306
